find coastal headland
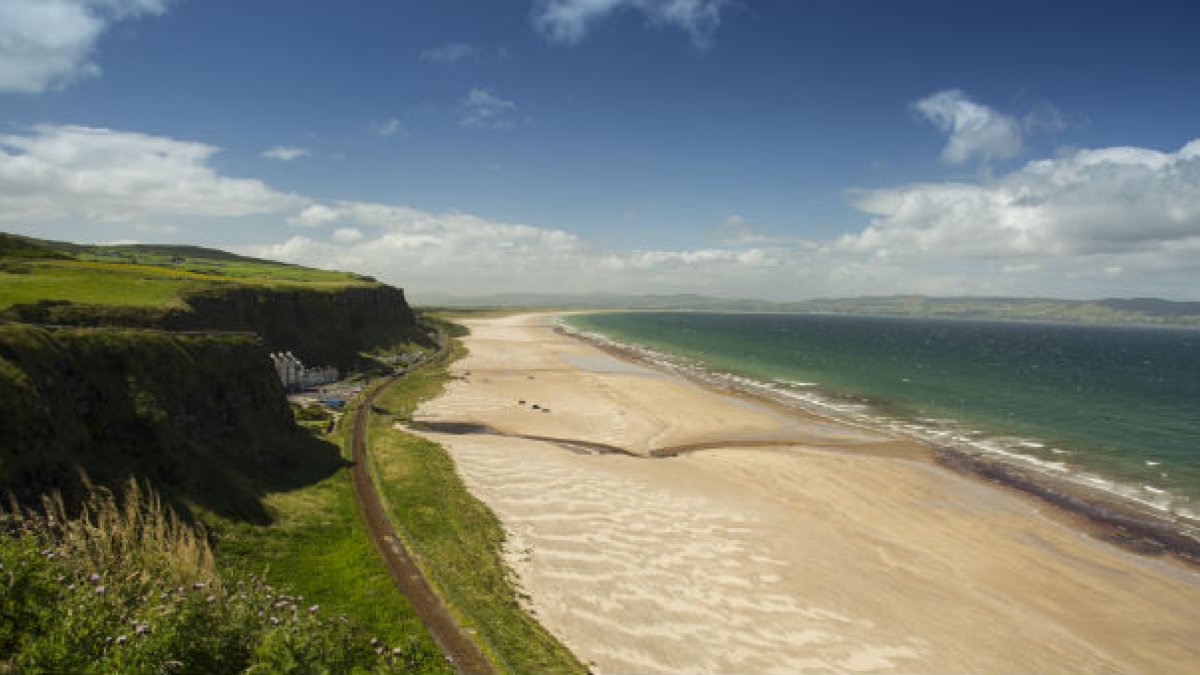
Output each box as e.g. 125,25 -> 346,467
413,312 -> 1200,673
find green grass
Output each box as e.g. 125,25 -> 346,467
0,481 -> 420,673
209,414 -> 451,674
0,261 -> 201,310
363,339 -> 585,674
0,237 -> 373,312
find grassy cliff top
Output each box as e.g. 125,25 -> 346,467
0,232 -> 375,311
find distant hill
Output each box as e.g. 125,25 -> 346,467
417,292 -> 1200,327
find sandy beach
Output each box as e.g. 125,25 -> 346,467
412,313 -> 1200,673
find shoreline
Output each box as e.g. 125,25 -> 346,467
556,317 -> 1200,566
413,312 -> 1200,673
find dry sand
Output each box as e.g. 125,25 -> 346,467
412,313 -> 1200,674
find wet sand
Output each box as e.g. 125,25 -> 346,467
412,313 -> 1200,673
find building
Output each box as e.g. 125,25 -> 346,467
270,352 -> 338,392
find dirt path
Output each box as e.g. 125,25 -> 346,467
349,375 -> 495,675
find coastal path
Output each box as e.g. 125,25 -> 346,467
349,369 -> 495,675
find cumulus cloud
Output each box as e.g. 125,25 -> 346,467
420,43 -> 481,64
459,87 -> 518,129
840,140 -> 1200,268
913,89 -> 1024,164
533,0 -> 728,48
287,204 -> 341,228
0,124 -> 307,225
261,146 -> 310,161
0,0 -> 169,93
246,137 -> 1200,300
330,227 -> 363,244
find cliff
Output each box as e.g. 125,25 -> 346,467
0,323 -> 344,522
2,283 -> 427,368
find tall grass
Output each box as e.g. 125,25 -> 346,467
0,480 -> 426,673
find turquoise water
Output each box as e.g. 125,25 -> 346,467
565,312 -> 1200,518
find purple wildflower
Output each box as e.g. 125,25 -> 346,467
308,604 -> 319,614
269,616 -> 279,626
116,635 -> 127,646
95,585 -> 106,595
205,595 -> 215,603
89,573 -> 100,583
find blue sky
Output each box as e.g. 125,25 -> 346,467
2,0 -> 1199,300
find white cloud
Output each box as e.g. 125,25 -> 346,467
331,227 -> 363,244
0,0 -> 169,93
839,140 -> 1200,271
460,87 -> 518,129
261,146 -> 310,161
420,43 -> 481,64
245,138 -> 1200,301
533,0 -> 729,48
913,89 -> 1023,164
0,124 -> 307,225
377,118 -> 406,137
287,204 -> 341,228
13,122 -> 1192,301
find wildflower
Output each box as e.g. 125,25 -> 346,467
116,635 -> 127,646
89,573 -> 100,583
392,647 -> 404,657
269,616 -> 279,626
371,637 -> 380,647
68,583 -> 76,592
308,604 -> 319,614
136,624 -> 149,635
96,586 -> 106,595
192,581 -> 205,591
206,595 -> 215,603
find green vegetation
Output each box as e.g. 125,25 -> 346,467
211,411 -> 450,674
363,338 -> 584,674
0,233 -> 372,313
0,481 -> 423,673
0,231 -> 573,673
0,323 -> 319,520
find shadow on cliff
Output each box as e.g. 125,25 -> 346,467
0,323 -> 349,525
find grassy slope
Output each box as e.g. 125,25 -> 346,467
365,336 -> 585,674
211,400 -> 453,674
0,233 -> 370,311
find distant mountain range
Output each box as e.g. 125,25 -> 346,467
416,292 -> 1200,327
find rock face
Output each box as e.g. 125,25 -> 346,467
0,281 -> 421,520
2,283 -> 425,367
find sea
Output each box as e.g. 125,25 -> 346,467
563,311 -> 1200,534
